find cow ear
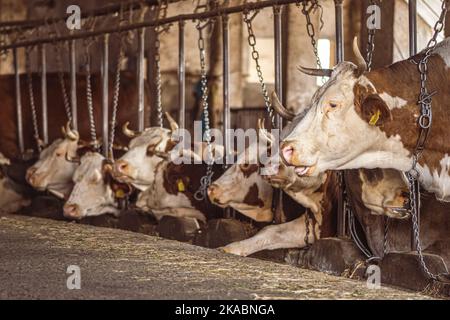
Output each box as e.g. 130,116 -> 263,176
359,94 -> 391,126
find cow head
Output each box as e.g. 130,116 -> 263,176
280,38 -> 411,177
112,113 -> 181,191
63,152 -> 125,219
26,122 -> 85,198
0,153 -> 31,212
208,142 -> 273,222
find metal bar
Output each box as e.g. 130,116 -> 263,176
0,0 -> 178,31
0,0 -> 309,51
273,5 -> 284,224
70,40 -> 78,130
138,28 -> 145,132
13,48 -> 24,156
222,15 -> 230,163
334,0 -> 344,63
40,44 -> 48,145
102,34 -> 109,157
178,20 -> 186,129
409,0 -> 417,56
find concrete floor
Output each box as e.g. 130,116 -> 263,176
0,213 -> 435,299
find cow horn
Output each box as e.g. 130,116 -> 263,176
64,122 -> 79,141
165,112 -> 179,132
353,37 -> 367,75
271,92 -> 295,121
297,65 -> 332,78
258,118 -> 274,146
122,122 -> 138,138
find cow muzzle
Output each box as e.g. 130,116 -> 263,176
113,160 -> 132,181
63,203 -> 83,220
280,141 -> 316,177
207,183 -> 225,205
26,167 -> 43,187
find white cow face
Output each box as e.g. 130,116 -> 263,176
112,127 -> 176,191
208,143 -> 273,222
280,62 -> 409,177
63,152 -> 118,219
0,153 -> 30,212
26,133 -> 80,198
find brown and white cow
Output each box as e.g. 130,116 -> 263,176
0,153 -> 31,213
63,152 -> 131,220
280,38 -> 450,202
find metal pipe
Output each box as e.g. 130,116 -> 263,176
13,48 -> 24,156
138,28 -> 145,131
0,0 -> 309,51
222,15 -> 230,164
70,40 -> 78,130
40,44 -> 48,145
409,0 -> 417,56
178,20 -> 186,129
334,0 -> 344,63
102,34 -> 109,157
273,5 -> 284,224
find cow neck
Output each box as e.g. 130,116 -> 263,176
366,53 -> 450,172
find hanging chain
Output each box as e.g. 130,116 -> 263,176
194,19 -> 215,202
406,0 -> 449,281
155,32 -> 164,128
298,0 -> 324,71
84,39 -> 98,148
243,10 -> 276,128
304,211 -> 311,248
365,0 -> 376,70
25,46 -> 42,152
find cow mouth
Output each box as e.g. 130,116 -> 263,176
265,175 -> 291,188
294,165 -> 316,177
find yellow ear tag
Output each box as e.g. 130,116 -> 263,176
177,179 -> 185,192
115,189 -> 126,199
369,110 -> 381,126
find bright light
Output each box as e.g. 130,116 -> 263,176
317,38 -> 331,86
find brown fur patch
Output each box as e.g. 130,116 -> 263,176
240,164 -> 259,178
243,183 -> 264,208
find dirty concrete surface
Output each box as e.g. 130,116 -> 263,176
0,213 -> 435,299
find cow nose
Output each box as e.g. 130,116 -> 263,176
114,160 -> 129,175
63,203 -> 82,220
26,167 -> 40,186
207,184 -> 220,200
280,141 -> 295,166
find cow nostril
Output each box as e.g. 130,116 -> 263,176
118,161 -> 128,173
63,204 -> 80,218
281,144 -> 294,164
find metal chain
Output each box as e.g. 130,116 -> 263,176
54,41 -> 72,123
243,10 -> 276,128
298,1 -> 324,71
83,39 -> 98,148
194,20 -> 214,202
406,0 -> 449,281
25,47 -> 42,152
365,0 -> 377,71
154,31 -> 164,128
304,211 -> 311,248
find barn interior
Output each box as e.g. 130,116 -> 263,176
0,0 -> 450,300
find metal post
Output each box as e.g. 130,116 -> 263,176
409,0 -> 418,251
335,0 -> 345,237
102,34 -> 109,157
69,40 -> 77,130
334,0 -> 344,63
13,48 -> 24,156
138,28 -> 145,131
409,0 -> 417,56
178,20 -> 186,129
222,15 -> 230,164
40,44 -> 48,145
274,5 -> 284,224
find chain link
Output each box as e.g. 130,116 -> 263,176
365,0 -> 377,71
155,32 -> 164,128
83,39 -> 98,149
406,0 -> 449,281
25,47 -> 42,152
243,10 -> 276,128
194,19 -> 214,202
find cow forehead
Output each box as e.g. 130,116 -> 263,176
73,152 -> 105,180
39,139 -> 65,159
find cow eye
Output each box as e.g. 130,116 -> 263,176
329,102 -> 338,109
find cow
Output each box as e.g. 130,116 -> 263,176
0,153 -> 31,213
346,168 -> 450,265
208,139 -> 339,256
63,152 -> 132,220
0,72 -> 150,162
278,38 -> 450,202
